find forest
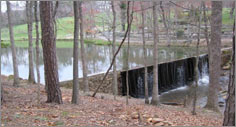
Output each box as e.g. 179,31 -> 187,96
0,1 -> 235,126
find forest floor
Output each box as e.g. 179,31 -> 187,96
1,75 -> 223,126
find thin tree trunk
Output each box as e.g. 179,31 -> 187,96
7,1 -> 19,87
126,2 -> 131,105
204,1 -> 222,112
72,1 -> 79,104
140,2 -> 149,104
53,1 -> 59,42
151,1 -> 160,106
223,16 -> 235,126
111,1 -> 118,100
192,3 -> 202,115
26,1 -> 35,83
40,1 -> 62,104
79,2 -> 89,94
0,1 -> 2,104
34,1 -> 40,105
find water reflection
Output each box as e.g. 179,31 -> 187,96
1,44 -> 207,84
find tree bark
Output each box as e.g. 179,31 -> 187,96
204,1 -> 222,112
151,1 -> 160,106
7,1 -> 19,87
140,2 -> 149,104
192,3 -> 202,115
79,2 -> 89,94
40,1 -> 62,104
71,1 -> 80,104
34,1 -> 40,105
26,1 -> 35,84
223,19 -> 235,126
111,1 -> 118,100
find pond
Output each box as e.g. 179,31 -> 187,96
1,43 -> 207,84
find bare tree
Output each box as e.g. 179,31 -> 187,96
111,1 -> 118,100
92,2 -> 134,97
34,1 -> 40,104
151,1 -> 160,106
40,1 -> 62,104
204,1 -> 222,111
192,2 -> 203,115
71,1 -> 80,104
140,2 -> 149,104
26,1 -> 35,83
7,1 -> 19,87
223,19 -> 235,126
79,2 -> 89,94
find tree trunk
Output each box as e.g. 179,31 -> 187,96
192,3 -> 202,115
140,2 -> 149,104
0,1 -> 2,103
40,1 -> 62,104
34,1 -> 40,105
79,2 -> 89,94
223,19 -> 235,126
126,2 -> 131,105
151,1 -> 160,106
120,1 -> 126,32
7,1 -> 19,87
111,1 -> 118,100
71,1 -> 80,104
26,1 -> 35,84
204,1 -> 222,112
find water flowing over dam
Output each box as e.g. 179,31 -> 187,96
121,54 -> 209,98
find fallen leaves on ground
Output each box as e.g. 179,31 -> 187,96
1,76 -> 223,126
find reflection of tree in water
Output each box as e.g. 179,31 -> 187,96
56,48 -> 73,66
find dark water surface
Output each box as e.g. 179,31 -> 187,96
1,44 -> 207,84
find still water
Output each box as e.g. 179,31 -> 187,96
1,44 -> 207,84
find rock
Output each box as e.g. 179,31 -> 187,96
154,122 -> 164,126
151,118 -> 164,124
147,118 -> 152,123
131,112 -> 139,119
222,64 -> 231,70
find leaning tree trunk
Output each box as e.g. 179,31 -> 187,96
204,1 -> 222,112
71,1 -> 80,104
223,20 -> 235,126
79,2 -> 89,94
7,1 -> 19,87
111,1 -> 118,100
140,2 -> 149,104
151,1 -> 160,106
34,1 -> 40,104
26,1 -> 35,83
40,1 -> 62,104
